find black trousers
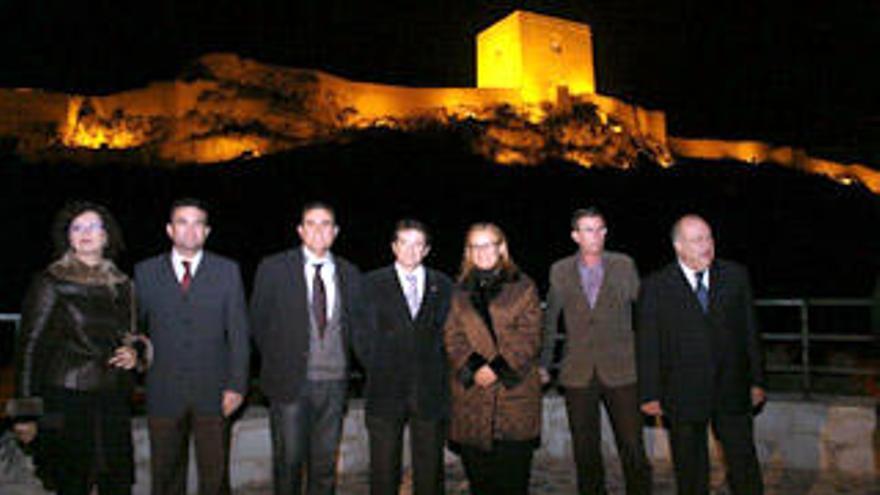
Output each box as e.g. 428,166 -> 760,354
565,380 -> 652,495
148,410 -> 230,495
269,379 -> 347,495
668,413 -> 763,495
366,414 -> 445,495
39,387 -> 133,495
459,440 -> 534,495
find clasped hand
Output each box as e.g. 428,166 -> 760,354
107,345 -> 137,369
474,365 -> 498,388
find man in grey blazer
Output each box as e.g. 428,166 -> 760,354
135,198 -> 250,495
541,207 -> 651,495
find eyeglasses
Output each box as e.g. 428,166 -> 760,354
69,221 -> 104,234
468,242 -> 499,251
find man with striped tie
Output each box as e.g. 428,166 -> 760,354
363,219 -> 453,495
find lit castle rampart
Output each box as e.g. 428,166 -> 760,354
0,10 -> 876,192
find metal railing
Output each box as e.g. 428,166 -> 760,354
0,313 -> 20,325
2,298 -> 878,399
755,298 -> 877,398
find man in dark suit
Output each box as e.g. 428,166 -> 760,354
637,214 -> 765,495
541,207 -> 651,495
135,198 -> 250,495
250,201 -> 368,495
363,219 -> 453,495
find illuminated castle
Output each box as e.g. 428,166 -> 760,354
0,10 -> 876,191
477,10 -> 596,101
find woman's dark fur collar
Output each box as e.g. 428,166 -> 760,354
47,252 -> 128,287
461,267 -> 522,291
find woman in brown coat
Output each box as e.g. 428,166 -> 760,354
444,223 -> 542,495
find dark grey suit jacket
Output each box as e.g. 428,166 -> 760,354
363,265 -> 453,420
636,259 -> 765,421
135,251 -> 250,417
542,251 -> 640,388
249,247 -> 368,403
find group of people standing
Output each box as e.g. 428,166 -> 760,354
10,199 -> 766,495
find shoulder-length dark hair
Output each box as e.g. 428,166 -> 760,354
51,200 -> 125,260
457,222 -> 519,283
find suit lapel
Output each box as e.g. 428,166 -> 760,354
336,257 -> 347,321
592,253 -> 617,310
673,263 -> 710,317
415,269 -> 440,325
190,252 -> 212,292
161,253 -> 180,291
284,249 -> 308,303
707,262 -> 724,315
385,266 -> 416,326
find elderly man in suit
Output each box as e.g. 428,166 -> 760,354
637,214 -> 765,495
541,207 -> 651,495
135,198 -> 250,495
363,219 -> 453,495
250,201 -> 369,495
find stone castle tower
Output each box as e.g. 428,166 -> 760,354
477,10 -> 596,103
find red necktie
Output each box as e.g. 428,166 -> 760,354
181,260 -> 192,293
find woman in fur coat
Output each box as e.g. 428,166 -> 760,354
11,200 -> 150,495
444,222 -> 542,495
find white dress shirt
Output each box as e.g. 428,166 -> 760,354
395,263 -> 425,300
171,248 -> 204,282
678,260 -> 710,291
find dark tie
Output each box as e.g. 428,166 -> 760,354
695,270 -> 708,312
181,260 -> 192,293
313,263 -> 327,338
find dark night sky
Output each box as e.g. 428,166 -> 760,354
1,0 -> 878,163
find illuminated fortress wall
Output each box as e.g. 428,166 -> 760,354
0,10 -> 663,159
0,89 -> 68,134
669,138 -> 880,190
583,92 -> 667,145
316,72 -> 522,122
0,10 -> 875,191
477,10 -> 596,102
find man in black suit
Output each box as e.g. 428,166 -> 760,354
363,219 -> 453,495
135,198 -> 250,495
250,202 -> 368,495
637,214 -> 765,495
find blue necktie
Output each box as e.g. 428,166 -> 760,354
695,271 -> 709,312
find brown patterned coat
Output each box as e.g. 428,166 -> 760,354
444,273 -> 543,451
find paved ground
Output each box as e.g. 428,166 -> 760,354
235,461 -> 880,494
6,462 -> 879,494
3,433 -> 877,494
